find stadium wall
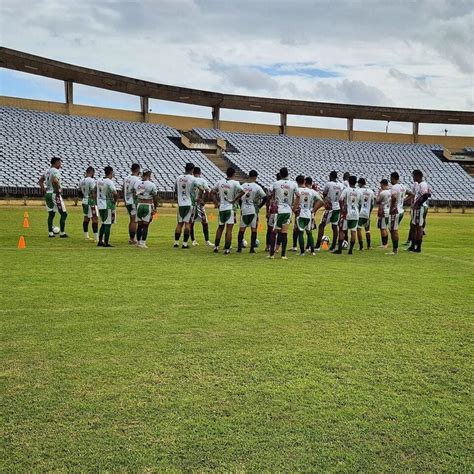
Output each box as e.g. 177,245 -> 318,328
2,96 -> 473,149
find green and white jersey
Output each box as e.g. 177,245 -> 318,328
340,187 -> 361,220
358,186 -> 375,219
377,189 -> 391,217
135,180 -> 157,201
176,174 -> 199,207
192,176 -> 210,202
322,181 -> 343,210
123,174 -> 141,205
79,176 -> 96,205
97,177 -> 117,210
272,179 -> 300,214
391,183 -> 406,214
241,182 -> 266,216
44,167 -> 61,193
299,187 -> 322,219
413,180 -> 430,208
213,178 -> 244,211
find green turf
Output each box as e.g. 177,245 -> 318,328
1,205 -> 473,472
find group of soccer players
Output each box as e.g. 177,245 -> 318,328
39,157 -> 431,256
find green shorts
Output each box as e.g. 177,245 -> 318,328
358,217 -> 370,229
126,203 -> 136,216
82,203 -> 98,218
329,209 -> 340,224
219,209 -> 235,225
178,205 -> 193,223
136,203 -> 154,223
343,219 -> 358,231
241,213 -> 257,228
275,213 -> 291,229
297,217 -> 311,231
99,208 -> 116,225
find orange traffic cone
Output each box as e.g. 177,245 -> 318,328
322,241 -> 329,250
18,236 -> 26,249
23,211 -> 29,218
23,217 -> 29,228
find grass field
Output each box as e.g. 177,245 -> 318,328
1,205 -> 473,472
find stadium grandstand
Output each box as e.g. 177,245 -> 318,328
1,47 -> 474,206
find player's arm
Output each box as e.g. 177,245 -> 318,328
152,191 -> 159,213
112,187 -> 118,205
389,192 -> 397,214
78,183 -> 84,199
231,190 -> 246,204
38,174 -> 45,193
91,183 -> 97,202
210,187 -> 220,207
292,192 -> 301,213
259,195 -> 268,209
414,192 -> 429,209
51,176 -> 61,194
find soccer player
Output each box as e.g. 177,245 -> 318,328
316,171 -> 343,251
237,170 -> 267,253
96,166 -> 118,247
342,171 -> 351,188
333,175 -> 360,255
78,166 -> 98,242
265,172 -> 280,252
174,162 -> 202,249
376,179 -> 391,248
296,175 -> 323,256
39,157 -> 68,238
408,169 -> 430,253
190,167 -> 212,247
212,167 -> 245,254
123,163 -> 141,244
268,167 -> 300,260
135,170 -> 158,249
356,177 -> 374,250
387,172 -> 406,255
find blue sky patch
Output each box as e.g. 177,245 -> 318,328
256,63 -> 340,78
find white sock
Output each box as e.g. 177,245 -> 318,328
94,233 -> 99,240
84,232 -> 89,239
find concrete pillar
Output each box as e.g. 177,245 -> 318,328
279,112 -> 287,135
64,81 -> 73,115
140,96 -> 149,123
347,118 -> 354,141
212,106 -> 220,129
412,122 -> 419,143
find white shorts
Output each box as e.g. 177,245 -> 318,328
411,208 -> 425,227
377,216 -> 389,230
389,212 -> 404,231
240,213 -> 258,228
136,203 -> 154,224
99,208 -> 116,225
45,192 -> 66,213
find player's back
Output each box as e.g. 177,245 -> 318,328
324,181 -> 342,210
176,174 -> 197,206
124,175 -> 141,204
273,179 -> 298,212
341,187 -> 360,219
391,183 -> 406,213
136,180 -> 157,200
359,187 -> 374,218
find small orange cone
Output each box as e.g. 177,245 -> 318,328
208,213 -> 216,222
152,213 -> 158,221
23,217 -> 29,228
322,241 -> 329,250
18,236 -> 26,249
23,211 -> 29,218
258,222 -> 264,232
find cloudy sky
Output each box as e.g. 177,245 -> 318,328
1,0 -> 473,135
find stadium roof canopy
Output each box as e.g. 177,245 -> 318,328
1,47 -> 473,127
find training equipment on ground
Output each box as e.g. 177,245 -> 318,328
254,239 -> 260,247
17,235 -> 26,249
321,235 -> 330,244
342,240 -> 349,249
23,217 -> 29,228
242,239 -> 248,248
52,226 -> 60,234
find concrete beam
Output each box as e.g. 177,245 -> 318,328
347,118 -> 354,141
212,105 -> 220,129
413,122 -> 419,143
140,96 -> 149,123
279,113 -> 287,135
64,80 -> 73,105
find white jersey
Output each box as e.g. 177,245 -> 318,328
97,177 -> 117,210
79,176 -> 96,205
358,187 -> 375,219
340,187 -> 361,220
241,182 -> 266,216
44,167 -> 61,193
214,178 -> 244,211
322,181 -> 343,210
377,189 -> 391,217
123,174 -> 141,205
176,174 -> 200,207
391,183 -> 406,214
299,187 -> 322,219
272,179 -> 300,214
343,180 -> 350,189
414,180 -> 430,208
135,180 -> 157,201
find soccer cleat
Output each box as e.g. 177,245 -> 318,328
413,248 -> 421,253
249,249 -> 256,254
289,247 -> 297,252
379,244 -> 388,248
298,252 -> 305,257
386,251 -> 398,256
48,233 -> 55,238
129,239 -> 137,245
205,241 -> 212,246
60,234 -> 69,238
97,241 -> 104,247
104,243 -> 114,247
406,246 -> 415,252
311,252 -> 316,256
314,247 -> 321,252
266,255 -> 275,259
192,241 -> 199,246
348,250 -> 353,255
281,256 -> 289,260
213,247 -> 219,253
224,249 -> 231,255
173,243 -> 179,248
138,242 -> 148,249
332,249 -> 342,254
182,244 -> 189,249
